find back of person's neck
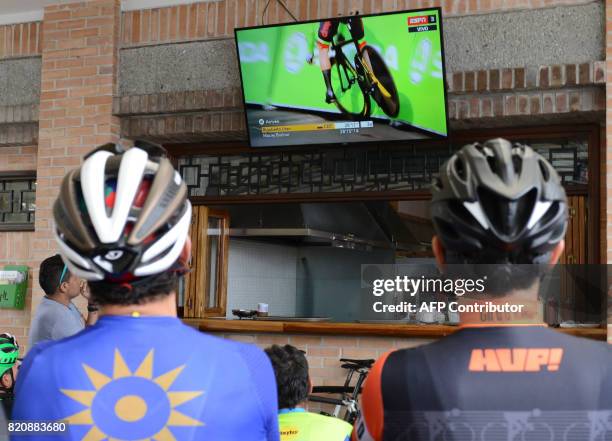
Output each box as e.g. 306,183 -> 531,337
100,293 -> 177,318
458,287 -> 545,326
46,292 -> 70,307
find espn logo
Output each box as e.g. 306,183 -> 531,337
408,16 -> 428,26
469,348 -> 564,372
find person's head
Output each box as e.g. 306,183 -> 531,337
430,138 -> 568,296
52,140 -> 192,307
265,344 -> 311,410
0,334 -> 19,391
39,254 -> 81,299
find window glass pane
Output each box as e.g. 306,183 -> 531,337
207,217 -> 220,308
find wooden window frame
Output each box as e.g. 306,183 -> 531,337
182,206 -> 230,318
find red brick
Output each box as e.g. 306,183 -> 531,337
469,97 -> 480,118
178,4 -> 188,39
159,8 -> 169,41
476,70 -> 487,91
538,66 -> 549,87
44,10 -> 71,21
458,100 -> 469,119
578,63 -> 590,84
504,95 -> 517,115
550,65 -> 563,87
542,93 -> 554,113
40,90 -> 67,100
84,96 -> 113,106
568,92 -> 580,112
530,94 -> 541,114
216,0 -> 226,36
169,5 -> 179,39
58,37 -> 86,50
452,72 -> 463,92
149,9 -> 160,42
464,71 -> 475,93
489,69 -> 500,91
131,9 -> 141,44
481,98 -> 492,117
57,19 -> 86,30
140,9 -> 150,43
594,61 -> 605,83
501,68 -> 513,89
514,68 -> 525,88
517,95 -> 529,114
196,3 -> 207,37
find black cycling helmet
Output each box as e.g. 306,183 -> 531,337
431,138 -> 567,264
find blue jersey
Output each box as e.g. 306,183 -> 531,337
13,315 -> 279,441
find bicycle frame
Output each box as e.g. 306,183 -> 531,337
309,363 -> 370,422
330,38 -> 359,95
331,35 -> 392,101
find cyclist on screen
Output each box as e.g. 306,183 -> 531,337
266,344 -> 352,441
353,138 -> 612,441
317,15 -> 373,104
13,141 -> 279,440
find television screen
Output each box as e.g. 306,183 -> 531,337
235,8 -> 448,148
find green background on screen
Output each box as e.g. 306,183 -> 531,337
236,10 -> 447,136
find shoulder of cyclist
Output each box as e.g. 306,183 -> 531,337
235,342 -> 280,439
352,351 -> 394,441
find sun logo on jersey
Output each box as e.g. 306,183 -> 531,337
60,349 -> 204,440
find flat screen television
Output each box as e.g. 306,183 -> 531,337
235,8 -> 448,148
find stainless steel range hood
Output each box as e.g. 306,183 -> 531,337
215,202 -> 430,251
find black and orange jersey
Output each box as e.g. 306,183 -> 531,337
353,325 -> 612,441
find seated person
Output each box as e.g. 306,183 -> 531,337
265,344 -> 352,441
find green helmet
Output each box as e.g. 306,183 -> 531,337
0,333 -> 19,377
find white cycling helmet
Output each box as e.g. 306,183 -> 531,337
53,141 -> 192,282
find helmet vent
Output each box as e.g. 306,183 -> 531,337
538,201 -> 561,227
512,156 -> 522,176
478,186 -> 537,237
486,155 -> 498,176
538,159 -> 550,182
453,157 -> 467,181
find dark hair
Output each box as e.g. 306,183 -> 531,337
264,344 -> 309,410
444,253 -> 549,297
88,271 -> 179,306
39,254 -> 71,296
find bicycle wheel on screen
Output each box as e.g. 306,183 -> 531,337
330,55 -> 370,119
363,46 -> 400,118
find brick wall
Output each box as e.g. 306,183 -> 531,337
31,0 -> 121,332
0,22 -> 42,58
0,19 -> 42,350
0,142 -> 37,347
120,0 -> 597,46
0,146 -> 37,171
213,332 -> 432,403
